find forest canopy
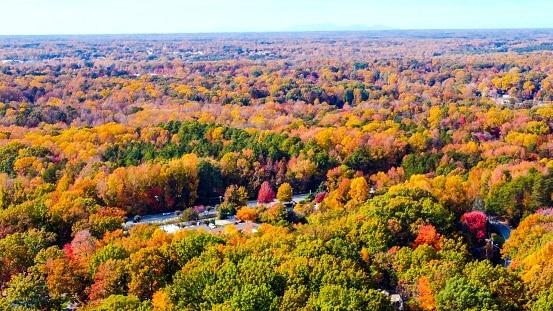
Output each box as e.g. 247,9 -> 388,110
1,30 -> 553,310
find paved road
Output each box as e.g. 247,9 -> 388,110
123,212 -> 179,227
488,216 -> 513,267
489,220 -> 512,240
123,193 -> 312,227
246,193 -> 311,207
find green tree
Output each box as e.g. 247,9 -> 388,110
0,229 -> 56,286
197,160 -> 223,204
171,231 -> 224,267
462,260 -> 526,311
4,271 -> 61,310
311,285 -> 395,311
179,208 -> 198,222
230,283 -> 278,311
436,276 -> 499,311
92,294 -> 151,311
531,290 -> 553,311
89,243 -> 129,277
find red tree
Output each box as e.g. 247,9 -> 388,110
315,191 -> 328,204
257,181 -> 275,204
461,211 -> 487,242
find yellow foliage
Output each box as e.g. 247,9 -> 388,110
314,127 -> 337,150
408,132 -> 427,153
13,156 -> 41,177
349,176 -> 369,206
152,290 -> 173,311
427,106 -> 443,129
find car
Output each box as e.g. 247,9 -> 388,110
208,223 -> 216,229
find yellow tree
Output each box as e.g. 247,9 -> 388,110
276,183 -> 293,202
348,176 -> 369,207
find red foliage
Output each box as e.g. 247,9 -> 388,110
537,208 -> 553,216
315,191 -> 328,203
0,224 -> 13,239
63,243 -> 75,262
70,230 -> 98,264
461,211 -> 487,241
413,224 -> 443,251
257,181 -> 275,204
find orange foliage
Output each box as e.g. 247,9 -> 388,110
416,276 -> 436,310
413,225 -> 443,251
236,207 -> 258,222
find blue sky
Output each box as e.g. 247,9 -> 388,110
0,0 -> 552,35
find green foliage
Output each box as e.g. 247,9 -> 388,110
223,184 -> 248,207
462,260 -> 526,311
401,152 -> 440,178
363,187 -> 454,247
531,290 -> 553,311
3,271 -> 60,311
171,232 -> 225,267
197,160 -> 223,204
485,169 -> 553,223
102,141 -> 155,167
4,33 -> 553,311
89,243 -> 129,276
179,208 -> 198,222
0,142 -> 26,177
310,285 -> 395,311
229,283 -> 279,311
0,229 -> 56,285
91,294 -> 151,311
436,276 -> 499,311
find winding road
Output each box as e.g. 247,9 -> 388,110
489,217 -> 512,240
488,216 -> 513,267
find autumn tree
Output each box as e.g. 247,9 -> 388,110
348,176 -> 369,207
276,182 -> 293,202
413,224 -> 443,251
236,207 -> 258,222
224,184 -> 248,207
461,211 -> 487,243
257,181 -> 275,204
127,247 -> 169,300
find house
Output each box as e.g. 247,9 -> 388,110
496,94 -> 512,105
380,290 -> 404,310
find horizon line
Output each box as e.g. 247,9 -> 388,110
1,27 -> 553,37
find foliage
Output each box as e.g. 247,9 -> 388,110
1,31 -> 553,309
461,211 -> 488,242
258,181 -> 276,204
276,182 -> 293,202
436,276 -> 499,311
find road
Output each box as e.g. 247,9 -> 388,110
489,219 -> 512,240
488,216 -> 513,267
123,193 -> 312,227
488,216 -> 513,240
246,193 -> 311,207
123,212 -> 180,227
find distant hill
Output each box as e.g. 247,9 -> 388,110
283,23 -> 395,32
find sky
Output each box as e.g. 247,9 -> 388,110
0,0 -> 552,35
